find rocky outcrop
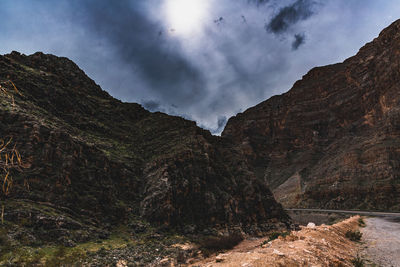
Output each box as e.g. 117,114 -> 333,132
223,19 -> 400,211
0,51 -> 289,243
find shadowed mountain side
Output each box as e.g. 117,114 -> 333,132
0,51 -> 290,247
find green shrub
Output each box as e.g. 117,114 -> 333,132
358,218 -> 366,227
346,230 -> 362,241
351,254 -> 365,267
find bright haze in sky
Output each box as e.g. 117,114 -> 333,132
0,0 -> 399,134
163,0 -> 210,35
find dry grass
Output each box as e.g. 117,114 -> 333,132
0,80 -> 26,223
0,137 -> 23,198
0,80 -> 22,106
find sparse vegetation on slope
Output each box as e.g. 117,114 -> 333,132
0,51 -> 291,265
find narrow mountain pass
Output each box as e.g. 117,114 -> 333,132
190,216 -> 361,267
360,217 -> 400,267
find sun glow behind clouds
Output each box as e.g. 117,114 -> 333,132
164,0 -> 210,35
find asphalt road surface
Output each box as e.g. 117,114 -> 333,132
286,208 -> 400,218
361,217 -> 400,267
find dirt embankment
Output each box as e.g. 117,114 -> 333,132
190,216 -> 361,267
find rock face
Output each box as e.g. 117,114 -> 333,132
0,51 -> 289,242
223,19 -> 400,211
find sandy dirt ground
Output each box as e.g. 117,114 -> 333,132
360,217 -> 400,267
190,216 -> 361,267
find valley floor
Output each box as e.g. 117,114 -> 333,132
190,216 -> 361,267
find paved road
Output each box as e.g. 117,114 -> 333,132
361,217 -> 400,267
286,208 -> 400,218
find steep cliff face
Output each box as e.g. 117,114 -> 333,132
0,51 -> 289,246
223,19 -> 400,211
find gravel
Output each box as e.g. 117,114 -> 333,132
361,217 -> 400,267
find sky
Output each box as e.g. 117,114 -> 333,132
0,0 -> 399,134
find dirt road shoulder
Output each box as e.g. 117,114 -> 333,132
190,216 -> 361,267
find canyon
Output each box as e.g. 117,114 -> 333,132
1,17 -> 400,266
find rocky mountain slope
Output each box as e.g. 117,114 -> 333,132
223,19 -> 400,211
0,50 -> 290,262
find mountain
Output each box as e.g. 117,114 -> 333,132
0,50 -> 290,264
223,19 -> 400,211
3,17 -> 400,267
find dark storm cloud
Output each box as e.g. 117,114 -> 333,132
198,115 -> 228,135
267,0 -> 315,34
248,0 -> 270,6
292,33 -> 305,50
142,100 -> 161,112
215,116 -> 228,133
2,0 -> 397,134
142,99 -> 183,117
71,0 -> 205,102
